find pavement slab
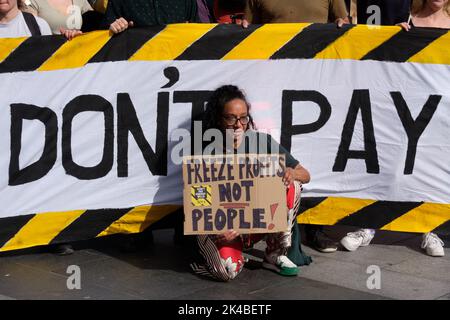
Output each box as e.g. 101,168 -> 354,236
0,228 -> 448,300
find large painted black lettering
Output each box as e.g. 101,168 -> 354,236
391,92 -> 440,175
9,104 -> 57,185
62,95 -> 114,179
281,90 -> 331,151
117,92 -> 169,176
333,90 -> 379,173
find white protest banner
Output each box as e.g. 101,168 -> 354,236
0,24 -> 448,251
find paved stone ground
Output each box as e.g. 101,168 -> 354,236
0,225 -> 448,300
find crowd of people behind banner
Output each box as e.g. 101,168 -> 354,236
0,0 -> 449,280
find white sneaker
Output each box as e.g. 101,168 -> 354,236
262,254 -> 298,276
421,232 -> 445,257
340,229 -> 375,252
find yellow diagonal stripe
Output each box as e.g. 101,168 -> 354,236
222,23 -> 311,60
297,197 -> 376,225
314,25 -> 400,60
0,37 -> 27,63
408,30 -> 450,65
0,210 -> 85,252
381,203 -> 450,233
130,23 -> 216,61
38,30 -> 111,71
97,205 -> 181,236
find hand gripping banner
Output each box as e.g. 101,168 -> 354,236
0,23 -> 449,252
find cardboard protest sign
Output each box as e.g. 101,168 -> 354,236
183,154 -> 288,235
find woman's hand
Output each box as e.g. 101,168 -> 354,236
282,167 -> 295,187
110,18 -> 134,34
396,22 -> 411,31
239,18 -> 249,29
60,28 -> 82,41
335,17 -> 350,28
282,164 -> 310,186
216,230 -> 240,244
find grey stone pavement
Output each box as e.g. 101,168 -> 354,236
0,225 -> 449,300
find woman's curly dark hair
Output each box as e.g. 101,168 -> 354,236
203,85 -> 256,132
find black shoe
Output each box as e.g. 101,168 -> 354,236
53,244 -> 74,256
311,230 -> 338,253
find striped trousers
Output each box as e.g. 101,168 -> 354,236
190,181 -> 302,281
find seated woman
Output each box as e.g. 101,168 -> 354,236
189,85 -> 311,281
25,0 -> 93,39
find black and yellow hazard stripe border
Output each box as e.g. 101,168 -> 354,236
299,197 -> 450,235
0,205 -> 181,252
0,197 -> 448,253
0,23 -> 449,74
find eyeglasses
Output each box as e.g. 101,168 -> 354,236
223,115 -> 250,126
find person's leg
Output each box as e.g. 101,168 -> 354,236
190,235 -> 245,281
304,224 -> 320,243
282,180 -> 312,265
263,232 -> 299,276
288,222 -> 312,266
263,181 -> 303,275
303,224 -> 339,253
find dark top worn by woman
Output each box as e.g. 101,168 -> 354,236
105,0 -> 198,26
357,0 -> 411,25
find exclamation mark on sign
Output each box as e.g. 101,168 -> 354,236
268,203 -> 279,230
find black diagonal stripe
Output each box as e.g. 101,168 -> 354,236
298,197 -> 327,214
362,27 -> 448,62
175,24 -> 261,60
49,208 -> 131,244
0,214 -> 35,248
432,219 -> 450,237
336,201 -> 422,229
0,36 -> 66,74
88,26 -> 165,63
271,23 -> 355,60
